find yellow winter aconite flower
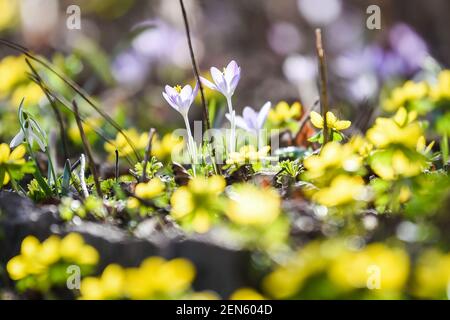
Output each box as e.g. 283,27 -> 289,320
430,70 -> 450,102
263,241 -> 332,299
0,143 -> 26,185
366,108 -> 428,180
136,178 -> 165,199
348,135 -> 373,158
413,249 -> 450,299
416,135 -> 435,155
263,240 -> 409,299
230,288 -> 265,300
370,149 -> 426,180
127,178 -> 165,209
383,80 -> 429,112
366,107 -> 422,149
312,175 -> 366,207
151,133 -> 184,161
0,0 -> 18,31
303,141 -> 362,181
80,257 -> 196,300
6,234 -> 98,283
104,129 -> 148,160
226,145 -> 271,165
310,111 -> 351,131
11,82 -> 44,107
0,55 -> 27,95
170,176 -> 226,233
68,117 -> 103,145
268,101 -> 302,126
226,184 -> 280,226
328,243 -> 410,294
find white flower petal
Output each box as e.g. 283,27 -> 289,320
200,77 -> 218,91
162,92 -> 180,113
257,101 -> 272,129
180,85 -> 193,102
10,130 -> 25,148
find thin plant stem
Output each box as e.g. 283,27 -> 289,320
183,116 -> 197,176
315,29 -> 330,145
226,97 -> 236,153
178,0 -> 211,133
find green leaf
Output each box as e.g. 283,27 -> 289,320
62,160 -> 71,196
0,167 -> 5,189
441,134 -> 449,166
308,131 -> 323,143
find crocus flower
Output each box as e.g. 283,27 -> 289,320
162,83 -> 198,117
162,83 -> 198,171
200,60 -> 241,99
226,102 -> 271,134
10,118 -> 46,152
200,61 -> 241,153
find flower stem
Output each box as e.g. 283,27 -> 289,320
183,116 -> 197,176
226,97 -> 236,153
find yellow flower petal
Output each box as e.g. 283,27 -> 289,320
310,111 -> 324,129
9,144 -> 26,161
325,111 -> 337,127
0,143 -> 11,163
334,120 -> 351,130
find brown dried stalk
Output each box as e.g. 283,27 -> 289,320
179,0 -> 211,133
73,100 -> 103,197
315,29 -> 330,144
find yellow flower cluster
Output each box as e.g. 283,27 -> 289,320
383,70 -> 450,113
105,130 -> 184,162
7,234 -> 99,281
304,142 -> 363,180
80,257 -> 195,300
0,0 -> 18,31
0,55 -> 44,107
152,133 -> 185,162
412,249 -> 450,299
263,241 -> 410,299
328,243 -> 409,294
383,81 -> 429,112
367,107 -> 422,149
0,143 -> 26,185
226,145 -> 271,165
302,141 -> 367,208
268,101 -> 302,127
312,175 -> 366,207
68,117 -> 103,145
170,176 -> 226,233
105,129 -> 148,160
367,108 -> 428,180
226,184 -> 280,226
430,70 -> 450,102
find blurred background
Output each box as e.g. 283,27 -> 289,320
0,0 -> 449,145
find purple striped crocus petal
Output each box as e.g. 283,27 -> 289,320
162,91 -> 180,113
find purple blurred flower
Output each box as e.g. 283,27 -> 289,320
226,102 -> 272,134
201,60 -> 241,99
112,49 -> 149,89
162,83 -> 198,116
389,23 -> 428,73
